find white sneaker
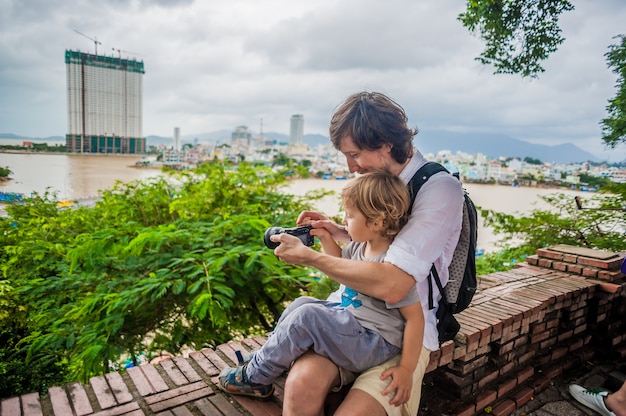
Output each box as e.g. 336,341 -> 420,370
569,384 -> 616,416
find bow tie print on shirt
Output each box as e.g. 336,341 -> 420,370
341,287 -> 362,308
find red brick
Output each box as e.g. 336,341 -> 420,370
567,264 -> 583,274
517,367 -> 534,384
475,389 -> 498,413
450,355 -> 489,375
106,371 -> 133,403
429,348 -> 441,366
189,351 -> 220,378
543,363 -> 564,380
530,330 -> 550,344
425,359 -> 439,374
563,253 -> 578,263
582,267 -> 599,278
557,330 -> 574,343
453,402 -> 476,416
518,350 -> 536,365
553,261 -> 568,271
439,340 -> 455,367
146,381 -> 212,413
90,375 -> 117,409
20,392 -> 42,416
456,320 -> 482,345
511,386 -> 534,407
578,255 -> 622,270
550,346 -> 568,361
48,387 -> 73,416
537,248 -> 564,260
66,383 -> 92,415
532,375 -> 552,393
1,397 -> 20,416
526,255 -> 539,266
597,271 -> 625,282
127,364 -> 169,395
491,399 -> 517,416
499,361 -> 516,376
569,338 -> 584,352
496,377 -> 518,398
538,258 -> 553,268
442,371 -> 474,389
454,344 -> 468,360
539,337 -> 557,350
478,369 -> 500,389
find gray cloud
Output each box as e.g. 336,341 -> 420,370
0,0 -> 625,161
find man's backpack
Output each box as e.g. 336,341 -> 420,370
407,162 -> 478,345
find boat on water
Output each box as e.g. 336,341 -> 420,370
0,191 -> 24,203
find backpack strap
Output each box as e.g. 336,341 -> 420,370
407,162 -> 450,310
407,162 -> 448,206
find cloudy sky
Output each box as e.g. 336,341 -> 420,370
1,0 -> 625,161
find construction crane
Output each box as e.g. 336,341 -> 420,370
112,48 -> 143,59
74,29 -> 101,55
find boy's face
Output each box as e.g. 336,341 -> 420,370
338,135 -> 393,174
342,203 -> 375,243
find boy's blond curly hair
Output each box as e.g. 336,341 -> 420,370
341,170 -> 410,241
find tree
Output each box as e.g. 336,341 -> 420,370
601,34 -> 626,148
0,166 -> 11,179
475,187 -> 626,274
0,163 -> 331,394
459,1 -> 626,147
458,0 -> 574,78
523,156 -> 542,165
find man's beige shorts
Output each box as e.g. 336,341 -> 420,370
339,346 -> 431,416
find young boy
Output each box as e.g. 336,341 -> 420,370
217,169 -> 424,406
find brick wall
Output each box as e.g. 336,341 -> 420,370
421,244 -> 626,416
2,244 -> 625,416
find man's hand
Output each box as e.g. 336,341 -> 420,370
380,365 -> 413,407
272,233 -> 318,265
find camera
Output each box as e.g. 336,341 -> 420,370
264,225 -> 314,249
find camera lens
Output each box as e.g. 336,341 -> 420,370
263,227 -> 283,249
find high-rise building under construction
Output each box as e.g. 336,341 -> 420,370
65,50 -> 146,154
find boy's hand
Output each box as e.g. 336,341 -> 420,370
381,365 -> 413,407
310,220 -> 350,243
296,210 -> 328,224
297,210 -> 350,243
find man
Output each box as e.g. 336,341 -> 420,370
271,91 -> 464,416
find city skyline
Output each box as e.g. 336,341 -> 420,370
1,1 -> 625,161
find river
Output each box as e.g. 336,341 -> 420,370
0,152 -> 587,252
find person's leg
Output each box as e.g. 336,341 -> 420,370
282,351 -> 340,416
335,389 -> 387,416
605,381 -> 626,416
569,382 -> 626,416
249,301 -> 395,384
335,346 -> 431,416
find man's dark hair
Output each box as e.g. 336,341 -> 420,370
329,91 -> 417,164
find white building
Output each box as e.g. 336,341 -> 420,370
174,127 -> 181,151
65,50 -> 145,154
290,114 -> 304,145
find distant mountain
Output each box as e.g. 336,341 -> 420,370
0,133 -> 64,141
2,130 -> 601,163
414,131 -> 600,164
146,131 -> 328,147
